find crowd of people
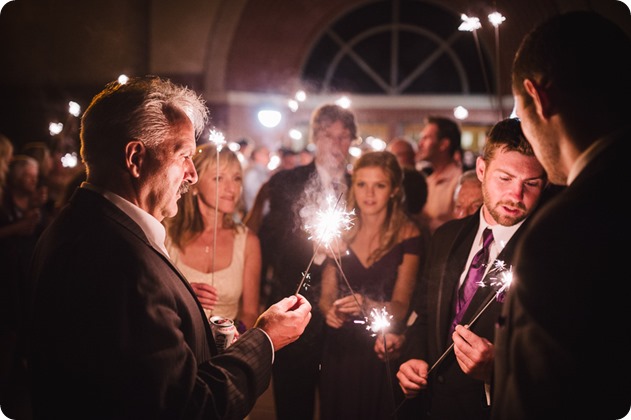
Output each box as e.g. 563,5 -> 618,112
0,10 -> 628,420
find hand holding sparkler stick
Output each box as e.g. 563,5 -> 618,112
427,263 -> 512,375
391,265 -> 512,417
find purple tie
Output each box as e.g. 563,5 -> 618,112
449,228 -> 494,335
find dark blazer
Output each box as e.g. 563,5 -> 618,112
493,134 -> 631,419
26,187 -> 272,420
407,207 -> 536,420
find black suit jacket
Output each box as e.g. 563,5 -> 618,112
26,188 -> 272,419
407,207 -> 536,420
493,134 -> 631,419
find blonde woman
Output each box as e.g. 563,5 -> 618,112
165,143 -> 261,331
319,150 -> 422,419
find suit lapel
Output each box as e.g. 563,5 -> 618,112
76,188 -> 218,354
436,217 -> 479,349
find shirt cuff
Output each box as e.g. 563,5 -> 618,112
256,327 -> 275,364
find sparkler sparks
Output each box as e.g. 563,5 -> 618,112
295,193 -> 355,294
359,305 -> 398,414
208,129 -> 226,149
354,306 -> 393,336
304,194 -> 355,249
458,14 -> 481,31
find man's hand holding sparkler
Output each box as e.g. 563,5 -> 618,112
254,294 -> 312,351
396,359 -> 429,398
452,324 -> 494,382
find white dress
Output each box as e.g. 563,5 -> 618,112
166,227 -> 247,322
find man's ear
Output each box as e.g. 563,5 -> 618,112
439,137 -> 451,153
475,155 -> 485,180
523,79 -> 555,119
125,140 -> 145,178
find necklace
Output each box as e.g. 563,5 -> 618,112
200,231 -> 214,254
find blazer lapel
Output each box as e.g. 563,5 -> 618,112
75,188 -> 218,354
436,217 -> 479,349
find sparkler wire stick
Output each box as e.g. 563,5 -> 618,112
208,129 -> 225,316
212,145 -> 219,287
294,250 -> 320,295
328,244 -> 367,319
380,329 -> 399,419
294,192 -> 344,295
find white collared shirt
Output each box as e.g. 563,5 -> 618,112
457,210 -> 523,288
80,182 -> 170,257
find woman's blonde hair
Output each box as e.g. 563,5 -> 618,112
165,143 -> 244,250
345,151 -> 408,264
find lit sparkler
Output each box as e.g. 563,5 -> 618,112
295,193 -> 355,294
208,129 -> 226,149
355,305 -> 398,414
304,194 -> 355,248
353,306 -> 392,335
206,128 -> 226,311
488,11 -> 506,119
427,261 -> 513,375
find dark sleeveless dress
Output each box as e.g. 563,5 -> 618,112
319,236 -> 422,420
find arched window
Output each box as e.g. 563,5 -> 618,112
301,0 -> 494,96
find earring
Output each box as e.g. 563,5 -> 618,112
192,189 -> 198,196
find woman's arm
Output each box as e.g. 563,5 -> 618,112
388,252 -> 420,326
240,229 -> 262,329
388,223 -> 422,326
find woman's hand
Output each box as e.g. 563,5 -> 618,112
325,305 -> 347,329
374,332 -> 406,361
333,293 -> 364,317
189,282 -> 218,311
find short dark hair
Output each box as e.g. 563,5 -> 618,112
426,116 -> 461,157
512,11 -> 631,143
482,118 -> 541,177
309,104 -> 358,143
